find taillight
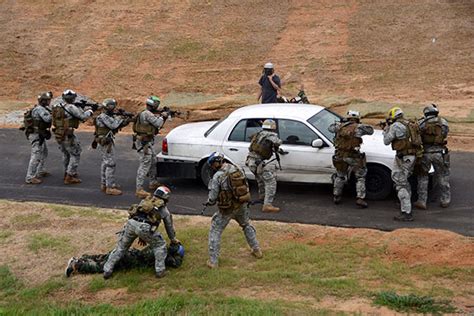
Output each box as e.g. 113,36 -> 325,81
162,138 -> 168,155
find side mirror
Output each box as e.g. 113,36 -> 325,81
311,139 -> 324,148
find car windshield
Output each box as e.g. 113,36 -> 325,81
204,115 -> 228,137
307,109 -> 342,143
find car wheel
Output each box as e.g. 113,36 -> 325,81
200,161 -> 212,187
365,164 -> 392,200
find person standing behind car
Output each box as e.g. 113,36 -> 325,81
414,104 -> 450,210
329,110 -> 374,208
24,92 -> 53,184
133,96 -> 168,199
257,62 -> 281,104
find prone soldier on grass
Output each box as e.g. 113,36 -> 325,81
205,152 -> 262,269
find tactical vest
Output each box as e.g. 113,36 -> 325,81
421,117 -> 446,146
249,132 -> 273,159
132,111 -> 158,137
334,121 -> 362,152
217,167 -> 251,214
128,196 -> 165,225
391,119 -> 423,157
52,105 -> 79,141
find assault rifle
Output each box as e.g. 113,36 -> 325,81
114,108 -> 135,118
75,99 -> 100,112
157,106 -> 184,120
264,146 -> 288,171
377,119 -> 391,129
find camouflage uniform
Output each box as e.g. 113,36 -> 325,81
53,102 -> 92,176
416,116 -> 450,206
383,121 -> 416,215
245,130 -> 282,205
103,199 -> 176,276
207,163 -> 260,266
25,105 -> 51,182
95,112 -> 124,188
134,110 -> 164,190
328,121 -> 374,200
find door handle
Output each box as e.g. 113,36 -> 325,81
229,148 -> 239,151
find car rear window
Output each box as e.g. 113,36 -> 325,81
204,115 -> 228,137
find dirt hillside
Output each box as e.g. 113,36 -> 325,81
0,0 -> 472,104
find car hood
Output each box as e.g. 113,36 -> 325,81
361,129 -> 395,157
166,121 -> 216,140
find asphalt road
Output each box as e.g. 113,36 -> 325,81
1,129 -> 473,236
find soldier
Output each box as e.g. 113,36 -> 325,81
382,107 -> 423,221
245,119 -> 284,213
329,110 -> 374,207
205,152 -> 262,269
52,89 -> 93,184
133,96 -> 168,198
24,92 -> 53,184
65,243 -> 185,277
103,185 -> 180,279
93,99 -> 132,195
414,104 -> 450,209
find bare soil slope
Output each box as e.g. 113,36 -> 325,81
0,0 -> 472,105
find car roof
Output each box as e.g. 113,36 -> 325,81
228,103 -> 325,120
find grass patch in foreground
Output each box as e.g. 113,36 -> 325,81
27,233 -> 72,254
373,291 -> 457,314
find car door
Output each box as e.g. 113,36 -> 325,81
221,118 -> 266,174
275,119 -> 334,183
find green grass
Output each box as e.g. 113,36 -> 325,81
49,204 -> 123,222
11,213 -> 42,225
27,233 -> 73,254
0,230 -> 13,242
373,291 -> 457,314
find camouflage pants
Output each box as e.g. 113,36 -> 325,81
208,205 -> 259,265
25,133 -> 48,181
392,155 -> 416,214
103,219 -> 167,274
75,248 -> 154,274
99,144 -> 117,188
417,151 -> 450,205
333,156 -> 367,199
135,141 -> 158,189
246,156 -> 277,204
58,134 -> 82,175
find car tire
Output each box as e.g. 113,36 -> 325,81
365,164 -> 392,200
199,161 -> 212,187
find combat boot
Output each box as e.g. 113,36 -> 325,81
333,195 -> 342,205
393,212 -> 414,222
155,270 -> 168,278
149,182 -> 161,191
37,171 -> 51,178
64,174 -> 81,184
413,201 -> 427,210
26,177 -> 42,184
262,204 -> 280,213
106,187 -> 122,196
251,248 -> 263,259
206,259 -> 218,269
440,201 -> 450,208
101,185 -> 106,192
356,198 -> 368,208
103,270 -> 113,280
64,257 -> 78,277
135,188 -> 150,199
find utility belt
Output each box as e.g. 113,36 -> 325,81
132,216 -> 154,226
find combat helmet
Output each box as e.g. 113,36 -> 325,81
262,119 -> 277,130
423,103 -> 439,118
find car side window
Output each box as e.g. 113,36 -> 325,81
228,119 -> 264,142
277,119 -> 319,146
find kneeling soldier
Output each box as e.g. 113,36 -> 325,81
329,110 -> 374,207
206,152 -> 262,269
103,186 -> 180,279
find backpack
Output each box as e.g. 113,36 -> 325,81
227,168 -> 251,203
19,108 -> 34,134
128,196 -> 164,217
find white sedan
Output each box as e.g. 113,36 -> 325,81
157,103 -> 396,200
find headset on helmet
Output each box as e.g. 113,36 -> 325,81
387,106 -> 404,121
207,152 -> 224,166
62,89 -> 77,103
346,110 -> 360,120
146,95 -> 160,108
423,103 -> 439,117
154,185 -> 171,200
102,98 -> 117,111
262,119 -> 277,130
